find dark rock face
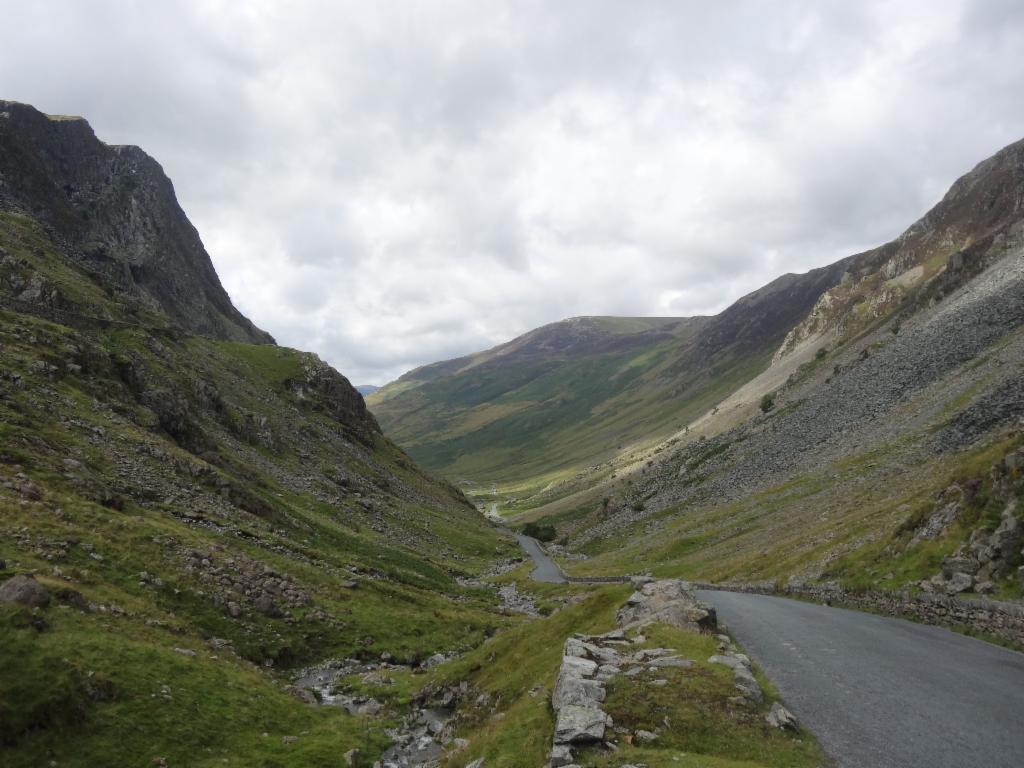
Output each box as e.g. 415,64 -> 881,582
0,100 -> 272,344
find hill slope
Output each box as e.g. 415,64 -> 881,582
0,103 -> 517,766
369,249 -> 854,503
369,266 -> 852,498
532,138 -> 1024,604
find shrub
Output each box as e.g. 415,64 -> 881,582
521,522 -> 556,542
760,393 -> 775,413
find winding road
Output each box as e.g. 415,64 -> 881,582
506,518 -> 1024,766
513,533 -> 565,583
698,590 -> 1024,768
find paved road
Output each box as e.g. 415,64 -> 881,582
698,590 -> 1024,768
513,533 -> 565,583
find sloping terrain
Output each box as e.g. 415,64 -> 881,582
550,140 -> 1024,603
0,103 -> 519,766
0,100 -> 271,343
369,258 -> 852,501
371,135 -> 1024,606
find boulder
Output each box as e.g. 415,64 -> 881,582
945,571 -> 974,595
559,656 -> 598,678
0,575 -> 50,607
766,701 -> 799,731
553,674 -> 605,709
616,579 -> 716,632
734,666 -> 763,703
550,744 -> 574,767
253,594 -> 284,618
554,704 -> 607,744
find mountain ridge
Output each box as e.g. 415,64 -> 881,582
0,101 -> 520,766
0,100 -> 272,344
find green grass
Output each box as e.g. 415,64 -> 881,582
586,624 -> 827,768
0,604 -> 389,767
435,585 -> 630,768
0,235 -> 516,765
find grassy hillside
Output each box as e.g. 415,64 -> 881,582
0,157 -> 516,764
368,298 -> 829,505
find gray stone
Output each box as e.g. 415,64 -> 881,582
423,652 -> 447,668
734,666 -> 763,702
554,704 -> 607,744
766,701 -> 799,731
708,654 -> 742,669
0,575 -> 50,607
553,674 -> 605,709
942,556 -> 980,577
945,571 -> 974,595
465,759 -> 485,768
253,594 -> 283,618
616,579 -> 716,632
647,656 -> 693,668
560,656 -> 598,678
550,743 -> 574,767
634,729 -> 659,743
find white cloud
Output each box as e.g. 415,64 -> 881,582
1,0 -> 1022,383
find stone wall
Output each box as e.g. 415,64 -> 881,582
696,581 -> 1024,648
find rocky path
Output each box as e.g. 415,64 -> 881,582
700,590 -> 1024,768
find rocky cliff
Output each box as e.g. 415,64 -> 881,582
0,102 -> 515,767
0,100 -> 271,343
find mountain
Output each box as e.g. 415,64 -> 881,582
0,102 -> 517,765
0,101 -> 271,344
372,137 -> 1024,602
355,384 -> 380,396
368,265 -> 852,502
563,138 -> 1024,595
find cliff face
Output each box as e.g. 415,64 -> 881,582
775,137 -> 1024,362
0,100 -> 272,343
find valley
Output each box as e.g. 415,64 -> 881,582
2,99 -> 1023,768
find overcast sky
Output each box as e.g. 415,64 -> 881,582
2,1 -> 1023,383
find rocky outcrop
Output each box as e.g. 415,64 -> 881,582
0,100 -> 271,343
616,577 -> 717,632
917,446 -> 1024,597
549,580 -> 715,766
776,136 -> 1024,363
708,642 -> 763,704
0,574 -> 50,607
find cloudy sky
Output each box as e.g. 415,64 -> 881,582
2,1 -> 1023,383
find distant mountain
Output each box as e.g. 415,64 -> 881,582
571,138 -> 1024,595
367,260 -> 852,494
356,384 -> 381,395
370,137 -> 1024,605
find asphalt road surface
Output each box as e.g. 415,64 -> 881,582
514,533 -> 565,583
698,590 -> 1024,768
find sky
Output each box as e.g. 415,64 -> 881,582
2,1 -> 1024,384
